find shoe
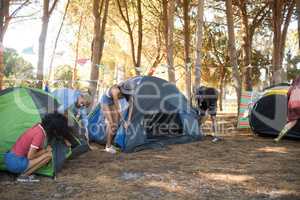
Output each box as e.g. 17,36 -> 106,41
105,146 -> 117,154
17,174 -> 40,183
212,137 -> 220,143
274,138 -> 280,143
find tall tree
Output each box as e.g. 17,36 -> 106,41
90,0 -> 109,97
194,0 -> 204,89
270,0 -> 295,84
225,0 -> 242,114
37,0 -> 59,89
116,0 -> 143,75
0,0 -> 30,90
183,0 -> 191,99
164,0 -> 176,83
237,0 -> 270,91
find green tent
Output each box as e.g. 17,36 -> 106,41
0,87 -> 88,177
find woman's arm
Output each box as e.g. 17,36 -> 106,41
126,97 -> 134,125
27,145 -> 51,160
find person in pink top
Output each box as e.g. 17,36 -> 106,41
4,112 -> 71,182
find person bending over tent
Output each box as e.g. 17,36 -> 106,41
4,112 -> 71,183
101,77 -> 142,154
196,86 -> 220,142
52,88 -> 92,141
275,76 -> 300,142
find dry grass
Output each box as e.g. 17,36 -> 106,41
1,131 -> 300,200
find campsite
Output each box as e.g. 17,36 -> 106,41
1,129 -> 300,200
1,0 -> 300,200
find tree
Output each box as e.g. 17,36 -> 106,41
53,64 -> 73,88
116,0 -> 143,75
225,0 -> 242,114
183,0 -> 192,99
90,0 -> 110,97
236,0 -> 270,91
3,48 -> 34,87
165,0 -> 176,83
194,0 -> 204,89
0,0 -> 31,90
270,0 -> 295,84
37,0 -> 59,89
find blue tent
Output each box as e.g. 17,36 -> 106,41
88,76 -> 202,152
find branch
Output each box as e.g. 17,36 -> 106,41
10,0 -> 31,18
108,15 -> 129,34
49,0 -> 59,15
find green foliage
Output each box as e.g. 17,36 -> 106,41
53,64 -> 73,88
3,48 -> 35,87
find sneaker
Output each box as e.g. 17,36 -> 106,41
105,146 -> 117,154
274,138 -> 280,143
212,137 -> 220,143
17,174 -> 40,183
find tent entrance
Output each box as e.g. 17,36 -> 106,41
143,112 -> 183,139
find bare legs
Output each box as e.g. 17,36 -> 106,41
274,120 -> 297,142
24,151 -> 52,176
102,105 -> 119,148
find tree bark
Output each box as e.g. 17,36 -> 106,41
239,1 -> 252,91
225,0 -> 242,115
90,0 -> 109,98
183,0 -> 191,99
136,0 -> 142,73
194,0 -> 204,89
167,0 -> 176,83
37,0 -> 59,89
297,0 -> 300,50
271,0 -> 295,84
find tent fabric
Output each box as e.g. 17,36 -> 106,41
0,87 -> 88,177
51,88 -> 81,113
249,86 -> 300,139
88,76 -> 202,152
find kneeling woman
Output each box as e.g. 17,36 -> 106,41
4,112 -> 71,182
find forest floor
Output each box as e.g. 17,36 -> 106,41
1,117 -> 300,200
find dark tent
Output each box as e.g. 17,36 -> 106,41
88,76 -> 202,152
249,86 -> 300,139
0,87 -> 89,177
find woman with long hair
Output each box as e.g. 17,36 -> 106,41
4,112 -> 71,182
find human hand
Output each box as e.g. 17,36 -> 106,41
46,145 -> 52,153
123,121 -> 130,130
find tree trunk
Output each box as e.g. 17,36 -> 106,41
225,0 -> 242,115
239,1 -> 252,91
72,13 -> 83,89
37,0 -> 51,89
296,0 -> 300,50
90,0 -> 109,98
136,0 -> 142,74
167,0 -> 176,83
183,0 -> 191,99
271,0 -> 295,84
194,0 -> 204,90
